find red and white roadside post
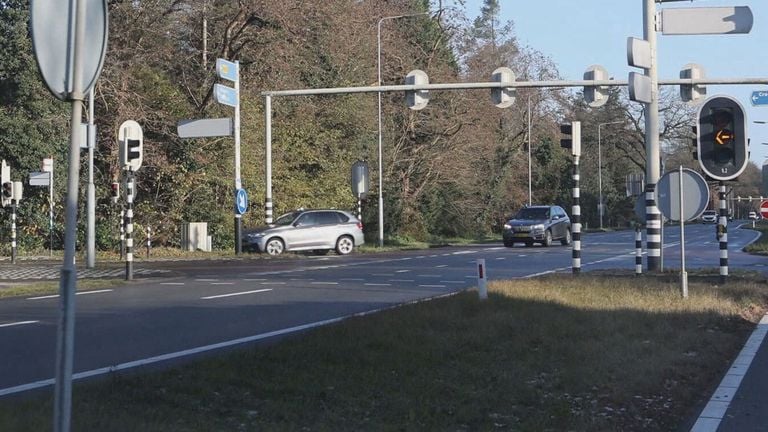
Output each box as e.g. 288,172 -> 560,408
477,259 -> 488,300
759,200 -> 768,228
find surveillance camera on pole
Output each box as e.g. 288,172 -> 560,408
696,95 -> 748,181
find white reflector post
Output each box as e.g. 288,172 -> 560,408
477,259 -> 488,300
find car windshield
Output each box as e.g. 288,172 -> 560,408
514,208 -> 549,220
704,211 -> 716,215
273,212 -> 301,226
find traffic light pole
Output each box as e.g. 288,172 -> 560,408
572,155 -> 581,274
718,182 -> 729,283
125,169 -> 135,281
11,200 -> 17,264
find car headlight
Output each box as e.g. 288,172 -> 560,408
532,224 -> 545,232
503,223 -> 511,230
248,232 -> 266,239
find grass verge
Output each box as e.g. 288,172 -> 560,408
1,274 -> 766,431
743,221 -> 768,254
0,279 -> 127,299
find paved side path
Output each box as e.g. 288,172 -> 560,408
0,267 -> 171,280
691,314 -> 768,432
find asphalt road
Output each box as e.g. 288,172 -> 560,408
0,223 -> 762,396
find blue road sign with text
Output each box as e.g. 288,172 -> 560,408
235,188 -> 248,214
751,91 -> 768,106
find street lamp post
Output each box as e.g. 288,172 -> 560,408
597,121 -> 623,230
377,12 -> 428,247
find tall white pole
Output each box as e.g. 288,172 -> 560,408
527,94 -> 532,206
234,60 -> 242,254
679,166 -> 688,298
265,95 -> 273,224
86,89 -> 95,268
598,124 -> 603,230
644,0 -> 662,271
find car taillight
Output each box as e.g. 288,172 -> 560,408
357,222 -> 363,230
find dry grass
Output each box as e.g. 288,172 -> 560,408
0,274 -> 766,431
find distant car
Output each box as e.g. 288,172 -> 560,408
502,205 -> 571,247
700,210 -> 717,224
243,209 -> 364,256
749,211 -> 759,221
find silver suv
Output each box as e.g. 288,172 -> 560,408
244,209 -> 364,256
502,205 -> 571,247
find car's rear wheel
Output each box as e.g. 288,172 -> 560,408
542,230 -> 552,247
503,239 -> 514,248
560,229 -> 572,246
264,238 -> 285,256
335,236 -> 354,255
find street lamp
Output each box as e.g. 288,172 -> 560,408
377,12 -> 429,247
597,121 -> 623,230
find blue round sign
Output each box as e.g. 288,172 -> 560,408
235,188 -> 248,215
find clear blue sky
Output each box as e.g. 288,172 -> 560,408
463,0 -> 768,165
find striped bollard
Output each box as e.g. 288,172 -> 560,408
146,226 -> 151,258
718,182 -> 728,283
119,209 -> 125,260
357,194 -> 362,221
125,170 -> 135,281
572,155 -> 581,274
645,184 -> 661,271
265,198 -> 273,225
10,201 -> 17,264
635,225 -> 642,275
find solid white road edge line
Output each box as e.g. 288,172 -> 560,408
27,289 -> 113,301
0,291 -> 462,398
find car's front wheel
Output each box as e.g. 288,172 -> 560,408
264,238 -> 285,256
542,230 -> 552,247
335,236 -> 354,255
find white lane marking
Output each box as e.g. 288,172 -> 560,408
486,247 -> 505,251
440,281 -> 465,284
260,282 -> 285,285
452,250 -> 477,255
419,284 -> 446,288
290,278 -> 314,281
27,289 -> 113,301
417,274 -> 441,278
415,256 -> 426,259
372,273 -> 394,276
435,265 -> 448,268
339,278 -> 364,281
0,291 -> 464,398
691,314 -> 768,432
243,278 -> 268,282
211,282 -> 235,286
0,321 -> 39,328
495,257 -> 506,260
364,283 -> 391,286
517,255 -> 528,257
389,279 -> 415,282
395,270 -> 411,273
160,282 -> 185,286
201,288 -> 273,300
310,282 -> 339,286
195,279 -> 219,282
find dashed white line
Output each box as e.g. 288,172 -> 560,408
365,283 -> 391,287
160,282 -> 185,286
310,282 -> 339,286
260,282 -> 286,285
211,282 -> 235,286
201,288 -> 273,300
27,289 -> 113,301
195,279 -> 219,282
435,265 -> 448,268
243,278 -> 268,282
372,273 -> 394,276
389,279 -> 415,282
495,257 -> 506,260
419,284 -> 446,288
0,321 -> 38,328
417,274 -> 441,278
440,281 -> 465,284
339,278 -> 364,281
395,270 -> 410,273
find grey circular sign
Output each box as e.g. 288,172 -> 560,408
657,168 -> 710,222
31,0 -> 108,101
350,161 -> 370,199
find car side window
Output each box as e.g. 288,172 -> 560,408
296,213 -> 318,226
317,212 -> 339,225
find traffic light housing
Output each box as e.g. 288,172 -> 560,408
405,69 -> 429,110
111,182 -> 120,203
2,182 -> 13,207
696,95 -> 748,181
559,121 -> 581,156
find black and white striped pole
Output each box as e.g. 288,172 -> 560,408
635,225 -> 643,275
119,208 -> 124,260
124,170 -> 135,280
560,121 -> 581,274
11,200 -> 17,264
146,226 -> 151,258
718,182 -> 728,283
118,120 -> 143,281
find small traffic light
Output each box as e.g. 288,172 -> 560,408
111,182 -> 120,202
2,182 -> 13,207
696,95 -> 748,181
691,125 -> 698,160
490,67 -> 515,108
405,69 -> 429,110
559,121 -> 581,156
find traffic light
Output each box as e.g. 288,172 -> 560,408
696,95 -> 748,181
691,125 -> 698,161
559,121 -> 581,156
405,69 -> 429,110
2,182 -> 13,207
111,182 -> 120,203
490,67 -> 515,108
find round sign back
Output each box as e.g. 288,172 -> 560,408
656,168 -> 710,222
31,0 -> 108,101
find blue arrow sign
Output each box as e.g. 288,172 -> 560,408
216,58 -> 238,82
215,84 -> 238,108
235,188 -> 248,215
751,91 -> 768,106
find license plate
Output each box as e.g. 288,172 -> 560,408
513,233 -> 529,237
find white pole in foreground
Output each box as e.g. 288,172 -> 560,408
679,166 -> 688,298
477,259 -> 488,300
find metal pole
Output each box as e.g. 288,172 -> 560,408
54,0 -> 85,429
377,13 -> 429,248
718,182 -> 728,284
86,89 -> 95,268
146,226 -> 151,258
125,169 -> 134,281
264,95 -> 273,224
572,155 -> 581,274
643,0 -> 662,272
234,60 -> 242,255
635,225 -> 642,275
119,208 -> 124,260
527,94 -> 532,206
679,166 -> 688,298
49,161 -> 53,257
11,200 -> 17,264
598,124 -> 603,230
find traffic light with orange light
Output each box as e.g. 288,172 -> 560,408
696,95 -> 748,181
